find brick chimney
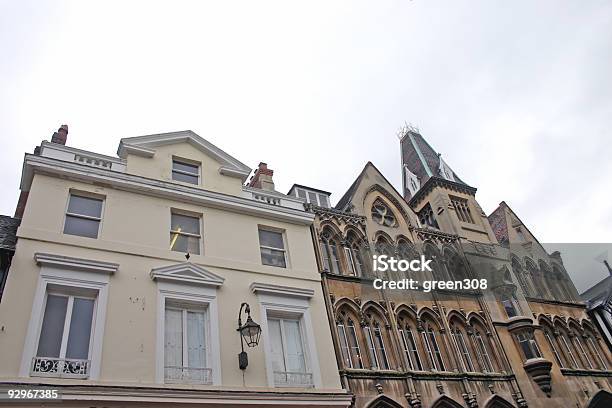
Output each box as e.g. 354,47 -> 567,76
247,162 -> 275,191
51,124 -> 68,145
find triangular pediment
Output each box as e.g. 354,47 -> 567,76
150,262 -> 225,287
117,130 -> 252,181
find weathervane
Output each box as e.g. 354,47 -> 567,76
396,121 -> 420,140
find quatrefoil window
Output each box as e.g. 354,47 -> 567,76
371,200 -> 397,227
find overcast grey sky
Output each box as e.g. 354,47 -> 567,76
1,1 -> 611,289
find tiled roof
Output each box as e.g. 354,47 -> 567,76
400,131 -> 468,197
0,216 -> 20,251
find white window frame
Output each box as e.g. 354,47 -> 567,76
560,334 -> 579,368
293,187 -> 329,208
573,336 -> 593,369
422,325 -> 445,371
399,326 -> 422,371
337,323 -> 352,368
155,281 -> 221,385
587,337 -> 607,370
170,210 -> 202,255
258,226 -> 288,268
20,253 -> 115,380
252,283 -> 321,388
451,328 -> 474,372
172,157 -> 201,186
63,191 -> 105,239
473,331 -> 493,372
544,331 -> 564,368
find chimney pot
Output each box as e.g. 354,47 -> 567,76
51,124 -> 68,145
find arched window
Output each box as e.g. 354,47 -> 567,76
539,261 -> 557,300
500,291 -> 522,318
320,228 -> 343,274
511,257 -> 532,297
424,243 -> 448,282
420,317 -> 446,371
469,317 -> 496,372
345,231 -> 367,277
569,324 -> 594,370
526,259 -> 548,299
539,321 -> 564,368
397,314 -> 423,371
583,328 -> 608,370
515,330 -> 542,361
473,329 -> 494,372
449,322 -> 474,372
336,309 -> 363,369
554,323 -> 579,368
371,199 -> 397,227
375,236 -> 395,279
443,248 -> 468,281
363,311 -> 390,370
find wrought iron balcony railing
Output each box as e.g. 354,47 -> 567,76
164,366 -> 213,384
273,371 -> 314,387
31,357 -> 90,379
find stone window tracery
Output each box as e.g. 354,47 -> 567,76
397,315 -> 423,371
320,228 -> 343,275
336,309 -> 364,369
371,199 -> 397,227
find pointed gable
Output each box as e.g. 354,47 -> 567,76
150,262 -> 225,287
117,130 -> 252,182
335,162 -> 418,228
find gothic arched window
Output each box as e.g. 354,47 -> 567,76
336,309 -> 363,369
371,199 -> 397,227
320,228 -> 343,274
420,318 -> 446,371
363,310 -> 391,370
397,314 -> 423,371
345,231 -> 367,277
449,321 -> 475,372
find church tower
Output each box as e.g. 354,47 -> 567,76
399,126 -> 497,244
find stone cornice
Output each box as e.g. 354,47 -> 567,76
525,297 -> 586,309
23,154 -> 314,225
409,176 -> 477,208
34,252 -> 119,274
250,282 -> 315,299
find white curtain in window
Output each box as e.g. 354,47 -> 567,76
268,319 -> 285,372
165,309 -> 183,367
283,320 -> 306,372
66,298 -> 95,359
37,295 -> 68,358
187,311 -> 206,368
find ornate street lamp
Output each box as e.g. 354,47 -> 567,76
237,302 -> 261,370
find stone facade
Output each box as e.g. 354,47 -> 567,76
297,130 -> 612,408
0,129 -> 351,407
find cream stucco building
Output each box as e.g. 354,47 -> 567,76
0,127 -> 351,407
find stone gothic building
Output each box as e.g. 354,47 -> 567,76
290,128 -> 612,408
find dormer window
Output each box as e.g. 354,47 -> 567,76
371,200 -> 397,227
291,187 -> 330,208
172,159 -> 200,185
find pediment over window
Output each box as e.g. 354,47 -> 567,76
150,262 -> 225,287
